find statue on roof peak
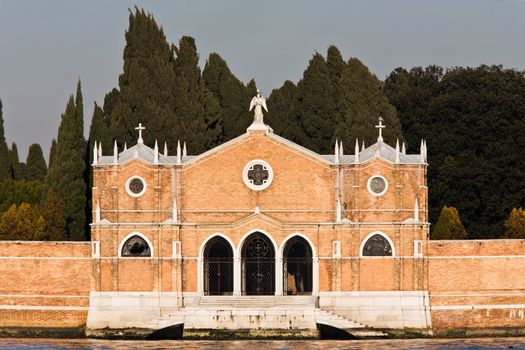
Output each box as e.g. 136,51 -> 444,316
249,90 -> 268,124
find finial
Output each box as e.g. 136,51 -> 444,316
154,140 -> 159,164
414,198 -> 419,222
354,139 -> 359,163
339,141 -> 344,157
113,141 -> 118,165
164,142 -> 168,157
135,123 -> 145,144
93,142 -> 98,165
98,141 -> 102,157
395,139 -> 400,163
361,140 -> 365,152
176,140 -> 181,164
334,140 -> 340,163
183,142 -> 187,157
420,139 -> 425,163
124,142 -> 127,151
375,117 -> 385,142
423,140 -> 427,162
402,142 -> 406,155
249,90 -> 268,124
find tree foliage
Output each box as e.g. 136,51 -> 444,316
502,208 -> 525,239
431,206 -> 468,240
0,100 -> 11,181
26,143 -> 47,181
0,203 -> 45,240
46,81 -> 86,240
41,188 -> 67,241
385,65 -> 525,238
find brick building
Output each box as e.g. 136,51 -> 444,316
0,93 -> 524,338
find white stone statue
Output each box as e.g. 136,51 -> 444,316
249,90 -> 268,124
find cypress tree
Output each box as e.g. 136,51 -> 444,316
266,81 -> 302,143
0,100 -> 11,181
8,142 -> 19,180
431,206 -> 468,240
46,82 -> 86,240
202,53 -> 254,142
110,8 -> 178,148
48,139 -> 57,170
26,144 -> 47,181
41,188 -> 67,241
336,57 -> 402,148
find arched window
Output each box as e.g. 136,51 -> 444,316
241,232 -> 275,295
204,236 -> 234,295
283,237 -> 313,295
121,235 -> 151,257
362,234 -> 393,257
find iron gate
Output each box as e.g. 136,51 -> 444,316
204,237 -> 233,295
242,233 -> 275,295
283,238 -> 313,295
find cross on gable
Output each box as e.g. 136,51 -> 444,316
135,123 -> 146,144
375,117 -> 385,142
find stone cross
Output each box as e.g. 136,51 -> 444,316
375,117 -> 385,142
135,123 -> 145,144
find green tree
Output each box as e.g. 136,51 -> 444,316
41,188 -> 67,241
48,139 -> 57,170
0,203 -> 45,240
202,52 -> 255,142
431,206 -> 468,240
502,208 -> 525,239
46,81 -> 86,240
0,179 -> 46,212
26,143 -> 47,181
0,100 -> 11,181
110,8 -> 178,149
8,142 -> 19,179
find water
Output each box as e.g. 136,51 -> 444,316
0,338 -> 525,350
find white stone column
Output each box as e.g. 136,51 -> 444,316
233,257 -> 241,296
275,257 -> 284,295
312,257 -> 319,296
197,257 -> 203,294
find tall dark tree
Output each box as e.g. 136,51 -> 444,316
48,139 -> 57,170
41,188 -> 67,241
110,8 -> 178,149
202,53 -> 255,142
26,144 -> 47,181
385,65 -> 525,238
8,142 -> 20,180
0,100 -> 11,181
46,81 -> 86,240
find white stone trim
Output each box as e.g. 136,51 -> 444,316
242,159 -> 274,191
279,232 -> 319,296
0,305 -> 88,311
359,231 -> 396,257
367,174 -> 388,197
414,240 -> 423,258
197,233 -> 236,294
172,240 -> 181,259
332,240 -> 342,259
117,232 -> 154,258
91,241 -> 100,258
125,175 -> 147,197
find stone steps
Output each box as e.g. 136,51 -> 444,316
315,309 -> 388,338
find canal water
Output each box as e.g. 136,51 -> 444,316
0,338 -> 525,349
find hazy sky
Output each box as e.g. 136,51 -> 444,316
1,0 -> 525,160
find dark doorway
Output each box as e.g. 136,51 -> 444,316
204,236 -> 233,295
242,232 -> 275,295
283,237 -> 313,295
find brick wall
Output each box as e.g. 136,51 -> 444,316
0,241 -> 90,330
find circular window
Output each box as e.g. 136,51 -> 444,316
243,160 -> 274,191
367,175 -> 388,196
126,176 -> 147,197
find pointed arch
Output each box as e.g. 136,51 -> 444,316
118,232 -> 154,258
359,231 -> 395,257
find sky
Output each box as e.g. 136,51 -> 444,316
1,0 -> 525,161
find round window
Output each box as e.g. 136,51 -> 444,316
126,176 -> 147,197
367,175 -> 388,196
243,160 -> 274,191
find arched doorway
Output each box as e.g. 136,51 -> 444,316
241,232 -> 275,295
283,237 -> 313,295
203,236 -> 234,295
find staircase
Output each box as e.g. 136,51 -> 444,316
315,309 -> 388,338
145,296 -> 388,338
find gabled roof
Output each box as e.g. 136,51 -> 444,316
93,123 -> 425,167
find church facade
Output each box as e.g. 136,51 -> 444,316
0,94 -> 524,338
